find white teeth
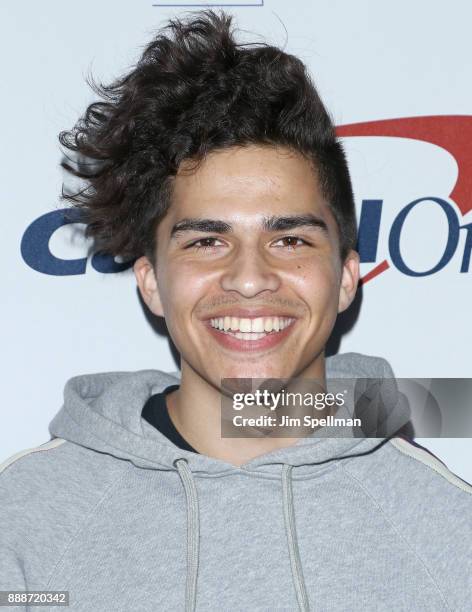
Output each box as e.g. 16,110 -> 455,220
239,318 -> 251,332
251,318 -> 264,333
232,332 -> 267,340
210,316 -> 294,334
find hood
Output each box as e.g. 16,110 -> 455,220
49,352 -> 411,476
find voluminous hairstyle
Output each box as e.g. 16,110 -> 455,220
59,10 -> 357,266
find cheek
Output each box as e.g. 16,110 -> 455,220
289,256 -> 340,304
162,261 -> 214,318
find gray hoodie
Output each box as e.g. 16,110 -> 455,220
1,352 -> 471,611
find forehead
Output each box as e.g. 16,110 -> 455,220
167,144 -> 332,222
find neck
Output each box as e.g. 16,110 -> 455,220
165,355 -> 327,467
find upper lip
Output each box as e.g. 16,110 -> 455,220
202,308 -> 298,320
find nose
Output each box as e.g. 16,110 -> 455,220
220,245 -> 281,297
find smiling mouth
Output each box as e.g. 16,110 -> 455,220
208,316 -> 295,344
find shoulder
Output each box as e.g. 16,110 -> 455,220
0,435 -> 127,522
342,435 -> 472,518
0,437 -> 126,588
342,436 -> 472,607
0,437 -> 128,515
0,437 -> 67,475
387,436 -> 472,495
0,437 -> 124,493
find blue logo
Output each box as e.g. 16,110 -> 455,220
358,198 -> 471,282
20,209 -> 134,275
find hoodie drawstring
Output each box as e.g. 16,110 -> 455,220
282,464 -> 310,612
174,458 -> 200,612
173,459 -> 309,612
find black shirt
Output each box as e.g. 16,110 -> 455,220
142,384 -> 199,454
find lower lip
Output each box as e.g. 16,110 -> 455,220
204,320 -> 297,352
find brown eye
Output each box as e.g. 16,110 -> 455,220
273,236 -> 309,249
186,237 -> 224,251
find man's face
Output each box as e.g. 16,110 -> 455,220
135,145 -> 359,386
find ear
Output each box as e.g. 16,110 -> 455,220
338,250 -> 360,314
133,256 -> 164,317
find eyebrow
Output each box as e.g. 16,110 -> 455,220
170,214 -> 329,239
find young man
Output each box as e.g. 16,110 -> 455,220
1,10 -> 470,612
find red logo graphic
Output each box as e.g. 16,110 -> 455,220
336,116 -> 472,283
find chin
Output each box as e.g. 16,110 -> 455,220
218,363 -> 293,382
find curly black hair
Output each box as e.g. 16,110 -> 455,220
59,9 -> 357,267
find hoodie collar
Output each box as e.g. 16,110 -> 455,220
49,352 -> 408,475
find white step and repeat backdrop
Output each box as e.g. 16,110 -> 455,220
1,1 -> 471,480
